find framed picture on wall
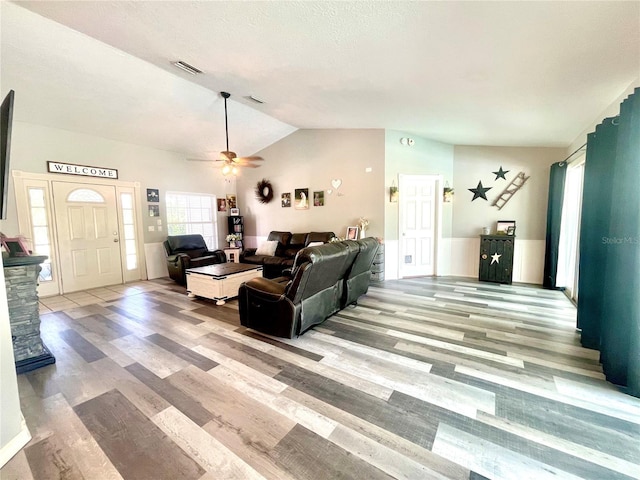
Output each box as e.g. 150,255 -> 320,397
281,193 -> 291,207
148,205 -> 160,217
226,194 -> 237,209
313,191 -> 324,206
217,198 -> 227,212
146,188 -> 159,202
294,188 -> 309,210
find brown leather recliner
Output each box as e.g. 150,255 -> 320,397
239,241 -> 359,338
163,234 -> 226,285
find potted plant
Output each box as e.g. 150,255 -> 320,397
226,233 -> 240,247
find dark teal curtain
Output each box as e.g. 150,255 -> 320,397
577,87 -> 640,397
543,162 -> 567,289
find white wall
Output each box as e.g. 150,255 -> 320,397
0,260 -> 31,467
384,131 -> 454,279
0,122 -> 237,276
235,129 -> 385,246
449,145 -> 565,283
568,78 -> 639,154
452,146 -> 565,240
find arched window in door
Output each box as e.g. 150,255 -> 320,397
67,188 -> 105,203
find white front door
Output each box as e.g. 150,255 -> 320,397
52,181 -> 123,293
399,174 -> 439,278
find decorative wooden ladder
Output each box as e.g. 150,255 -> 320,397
492,171 -> 530,210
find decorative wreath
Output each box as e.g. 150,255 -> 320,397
255,179 -> 274,204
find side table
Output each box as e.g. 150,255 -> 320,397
224,247 -> 242,263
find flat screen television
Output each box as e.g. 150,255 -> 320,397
0,90 -> 14,220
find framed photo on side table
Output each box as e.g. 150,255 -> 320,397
230,208 -> 240,216
346,226 -> 359,240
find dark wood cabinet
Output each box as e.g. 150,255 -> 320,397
227,215 -> 244,249
478,235 -> 515,284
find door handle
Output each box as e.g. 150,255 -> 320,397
114,238 -> 119,242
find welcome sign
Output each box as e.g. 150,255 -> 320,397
47,161 -> 118,179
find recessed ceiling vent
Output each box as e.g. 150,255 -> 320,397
172,60 -> 202,75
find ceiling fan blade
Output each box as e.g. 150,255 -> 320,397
220,151 -> 237,161
239,163 -> 262,168
237,156 -> 264,162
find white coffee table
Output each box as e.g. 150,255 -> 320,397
186,263 -> 263,305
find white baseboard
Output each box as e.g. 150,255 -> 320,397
0,416 -> 31,468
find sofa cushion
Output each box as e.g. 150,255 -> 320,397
166,234 -> 208,253
305,232 -> 334,245
186,248 -> 208,259
242,255 -> 268,265
267,231 -> 292,256
189,255 -> 221,268
256,240 -> 278,256
290,233 -> 307,246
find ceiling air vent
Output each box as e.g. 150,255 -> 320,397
248,95 -> 265,104
172,60 -> 202,75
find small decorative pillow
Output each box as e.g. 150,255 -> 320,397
255,240 -> 278,256
307,241 -> 324,247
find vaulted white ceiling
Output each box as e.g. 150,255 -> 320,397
2,1 -> 639,157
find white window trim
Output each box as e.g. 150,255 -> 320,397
165,190 -> 219,250
12,170 -> 146,296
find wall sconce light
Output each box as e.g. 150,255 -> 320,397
389,181 -> 399,203
443,182 -> 454,203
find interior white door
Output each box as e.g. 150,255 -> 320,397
52,182 -> 123,293
399,175 -> 438,278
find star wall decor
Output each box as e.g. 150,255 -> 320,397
493,166 -> 509,180
468,181 -> 492,201
491,252 -> 502,265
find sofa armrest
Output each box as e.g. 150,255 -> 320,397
241,248 -> 257,260
167,252 -> 191,267
205,249 -> 227,263
243,277 -> 288,302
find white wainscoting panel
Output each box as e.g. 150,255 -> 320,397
512,239 -> 545,285
243,236 -> 266,249
438,237 -> 452,277
144,242 -> 169,280
384,240 -> 399,280
450,237 -> 481,278
449,237 -> 544,285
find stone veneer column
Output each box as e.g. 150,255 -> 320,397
3,255 -> 56,373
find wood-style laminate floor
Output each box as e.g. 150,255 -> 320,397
3,277 -> 639,480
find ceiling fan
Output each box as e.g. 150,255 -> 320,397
189,91 -> 264,175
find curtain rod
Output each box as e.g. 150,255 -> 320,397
559,142 -> 587,166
